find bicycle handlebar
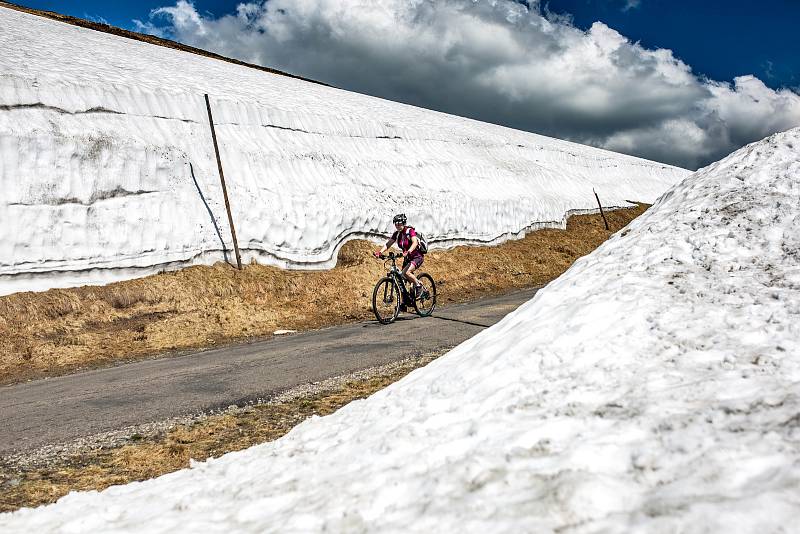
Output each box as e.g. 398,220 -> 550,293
377,252 -> 403,260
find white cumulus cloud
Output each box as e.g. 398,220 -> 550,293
137,0 -> 800,169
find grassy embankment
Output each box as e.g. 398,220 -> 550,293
0,205 -> 646,386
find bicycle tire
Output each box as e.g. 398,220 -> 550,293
372,277 -> 401,324
412,273 -> 437,317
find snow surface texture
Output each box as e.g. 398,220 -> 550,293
3,128 -> 798,531
0,7 -> 688,295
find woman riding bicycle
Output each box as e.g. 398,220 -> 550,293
373,214 -> 427,303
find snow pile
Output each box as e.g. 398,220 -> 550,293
0,6 -> 688,295
3,125 -> 798,530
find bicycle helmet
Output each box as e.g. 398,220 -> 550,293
392,213 -> 407,225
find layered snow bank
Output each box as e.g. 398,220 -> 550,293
3,128 -> 799,530
0,7 -> 688,295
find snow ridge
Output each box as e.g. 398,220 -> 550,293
0,6 -> 687,295
2,123 -> 797,530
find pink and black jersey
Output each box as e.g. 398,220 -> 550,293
392,227 -> 424,260
392,227 -> 416,250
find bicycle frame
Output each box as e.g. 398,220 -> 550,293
383,254 -> 413,304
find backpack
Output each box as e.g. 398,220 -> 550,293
410,227 -> 428,254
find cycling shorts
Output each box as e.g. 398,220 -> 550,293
403,254 -> 424,270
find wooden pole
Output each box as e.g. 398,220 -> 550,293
205,93 -> 242,270
593,188 -> 610,230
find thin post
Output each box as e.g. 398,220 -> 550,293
593,188 -> 609,230
205,93 -> 242,269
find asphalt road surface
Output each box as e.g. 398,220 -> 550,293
0,287 -> 540,455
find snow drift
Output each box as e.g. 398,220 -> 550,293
2,125 -> 797,530
0,6 -> 687,295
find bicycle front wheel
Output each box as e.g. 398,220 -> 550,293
412,273 -> 437,317
372,277 -> 401,324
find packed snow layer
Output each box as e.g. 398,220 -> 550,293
3,124 -> 798,530
0,7 -> 688,295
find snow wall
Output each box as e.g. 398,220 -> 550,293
0,6 -> 689,296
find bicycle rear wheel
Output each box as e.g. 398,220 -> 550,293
372,277 -> 401,324
412,273 -> 437,317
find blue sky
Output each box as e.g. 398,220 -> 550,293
545,0 -> 800,91
20,0 -> 800,91
11,0 -> 800,168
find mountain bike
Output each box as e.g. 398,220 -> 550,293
372,252 -> 437,324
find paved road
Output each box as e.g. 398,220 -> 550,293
0,288 -> 539,454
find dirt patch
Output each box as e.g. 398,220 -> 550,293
0,351 -> 442,513
0,205 -> 647,386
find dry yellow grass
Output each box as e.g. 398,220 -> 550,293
0,205 -> 647,385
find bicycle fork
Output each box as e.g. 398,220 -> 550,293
382,279 -> 396,305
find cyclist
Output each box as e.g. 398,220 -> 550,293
373,213 -> 428,307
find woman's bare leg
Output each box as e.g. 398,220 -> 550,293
403,262 -> 421,288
